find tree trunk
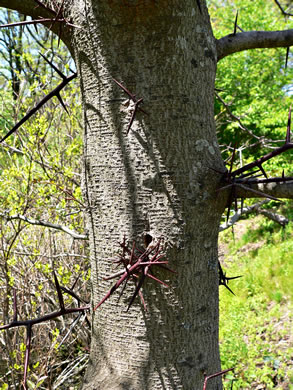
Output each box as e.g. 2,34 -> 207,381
68,1 -> 227,389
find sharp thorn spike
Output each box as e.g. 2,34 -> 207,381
257,163 -> 268,179
285,47 -> 289,69
53,271 -> 65,312
196,0 -> 202,13
127,275 -> 145,312
40,52 -> 66,79
233,10 -> 238,35
56,92 -> 69,114
286,106 -> 291,143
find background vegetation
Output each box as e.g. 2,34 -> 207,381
0,1 -> 292,389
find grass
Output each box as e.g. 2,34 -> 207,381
219,212 -> 293,389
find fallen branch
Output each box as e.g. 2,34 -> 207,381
258,208 -> 289,226
219,200 -> 269,231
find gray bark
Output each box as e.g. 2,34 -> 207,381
216,29 -> 293,61
69,1 -> 226,389
235,180 -> 293,199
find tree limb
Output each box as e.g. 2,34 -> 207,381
216,29 -> 293,61
219,200 -> 269,231
235,179 -> 293,199
0,1 -> 52,21
273,0 -> 293,17
0,212 -> 88,240
0,0 -> 73,50
258,208 -> 288,226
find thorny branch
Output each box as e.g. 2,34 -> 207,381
0,53 -> 77,143
217,108 -> 293,222
216,29 -> 293,61
0,18 -> 79,29
0,274 -> 90,389
273,0 -> 293,17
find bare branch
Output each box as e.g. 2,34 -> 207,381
235,179 -> 293,199
259,208 -> 289,226
219,200 -> 269,231
0,18 -> 79,29
215,91 -> 261,140
0,212 -> 88,240
273,0 -> 293,17
217,29 -> 293,61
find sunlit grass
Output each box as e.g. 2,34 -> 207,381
219,211 -> 293,389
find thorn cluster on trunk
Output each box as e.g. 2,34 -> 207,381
113,79 -> 148,134
94,237 -> 175,312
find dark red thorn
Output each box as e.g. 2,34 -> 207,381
49,0 -> 65,30
60,286 -> 88,304
226,185 -> 235,222
203,368 -> 234,390
127,274 -> 146,311
127,98 -> 143,134
53,271 -> 65,312
33,0 -> 56,15
139,261 -> 169,266
138,289 -> 147,311
13,289 -> 18,322
117,278 -> 129,302
113,78 -> 135,100
238,169 -> 260,179
146,272 -> 169,287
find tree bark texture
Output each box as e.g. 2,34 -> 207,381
68,1 -> 227,389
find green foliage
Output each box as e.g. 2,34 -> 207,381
0,11 -> 89,389
209,0 -> 293,173
219,211 -> 293,389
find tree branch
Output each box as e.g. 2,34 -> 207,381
0,0 -> 49,20
0,0 -> 73,50
273,0 -> 293,17
235,179 -> 293,199
216,29 -> 293,61
219,200 -> 269,231
0,212 -> 88,240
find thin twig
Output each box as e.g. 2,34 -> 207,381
0,212 -> 88,240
